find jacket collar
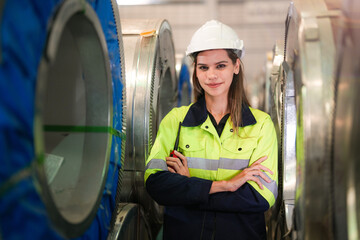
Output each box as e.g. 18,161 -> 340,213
182,96 -> 257,127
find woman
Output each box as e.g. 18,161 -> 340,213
145,20 -> 278,240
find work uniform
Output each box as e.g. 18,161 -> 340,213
145,97 -> 278,240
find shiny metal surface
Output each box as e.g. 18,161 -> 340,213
109,203 -> 150,240
120,19 -> 176,239
333,0 -> 360,239
111,203 -> 139,240
34,0 -> 112,237
265,39 -> 286,240
286,0 -> 339,239
265,37 -> 297,240
281,61 -> 296,231
265,0 -> 346,239
263,52 -> 274,114
271,40 -> 285,129
254,43 -> 284,112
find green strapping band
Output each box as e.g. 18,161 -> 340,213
0,124 -> 126,197
0,162 -> 34,198
44,125 -> 126,140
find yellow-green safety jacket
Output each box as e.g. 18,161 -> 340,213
145,97 -> 278,240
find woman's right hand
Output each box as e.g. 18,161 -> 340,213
209,156 -> 273,194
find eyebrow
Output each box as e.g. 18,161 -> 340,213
197,60 -> 229,65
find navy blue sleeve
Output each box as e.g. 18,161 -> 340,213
146,171 -> 269,213
199,183 -> 269,213
146,171 -> 212,206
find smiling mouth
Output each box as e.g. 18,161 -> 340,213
207,83 -> 222,88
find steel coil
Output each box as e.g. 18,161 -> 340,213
264,0 -> 348,239
0,0 -> 125,239
114,18 -> 177,239
333,0 -> 360,239
266,0 -> 341,239
265,39 -> 289,240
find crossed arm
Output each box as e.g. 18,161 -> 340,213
166,150 -> 273,194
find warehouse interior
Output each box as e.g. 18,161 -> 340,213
0,0 -> 359,239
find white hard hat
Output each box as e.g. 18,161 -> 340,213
186,20 -> 244,59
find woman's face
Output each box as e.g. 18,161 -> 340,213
196,49 -> 240,99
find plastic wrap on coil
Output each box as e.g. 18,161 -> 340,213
0,0 -> 124,239
0,1 -> 64,239
75,0 -> 125,239
0,0 -> 4,63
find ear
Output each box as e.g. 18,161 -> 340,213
234,58 -> 241,74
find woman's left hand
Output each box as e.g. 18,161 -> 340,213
166,151 -> 190,177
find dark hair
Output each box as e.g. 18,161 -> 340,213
192,49 -> 250,134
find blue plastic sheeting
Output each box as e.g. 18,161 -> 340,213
75,0 -> 124,239
0,0 -> 124,239
177,63 -> 192,107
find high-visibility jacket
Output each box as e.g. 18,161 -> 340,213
145,97 -> 278,240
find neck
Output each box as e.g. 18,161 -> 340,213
205,94 -> 229,118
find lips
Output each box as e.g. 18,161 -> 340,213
207,83 -> 222,88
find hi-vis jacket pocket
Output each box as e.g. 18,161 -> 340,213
178,138 -> 205,158
222,138 -> 257,159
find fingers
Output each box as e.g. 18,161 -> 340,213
246,168 -> 272,183
166,152 -> 190,177
259,165 -> 273,175
167,151 -> 187,166
166,158 -> 182,172
249,155 -> 273,175
168,167 -> 176,173
248,164 -> 273,175
248,176 -> 264,189
243,169 -> 272,190
222,155 -> 274,192
258,171 -> 272,183
166,153 -> 186,172
173,151 -> 187,166
230,167 -> 273,191
253,155 -> 268,164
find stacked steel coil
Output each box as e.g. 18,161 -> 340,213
0,0 -> 126,239
264,0 -> 360,239
333,0 -> 360,239
109,19 -> 177,240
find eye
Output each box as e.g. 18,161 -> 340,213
216,64 -> 226,69
198,65 -> 208,71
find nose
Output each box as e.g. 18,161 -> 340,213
206,67 -> 217,80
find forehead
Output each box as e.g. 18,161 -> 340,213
197,49 -> 230,64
